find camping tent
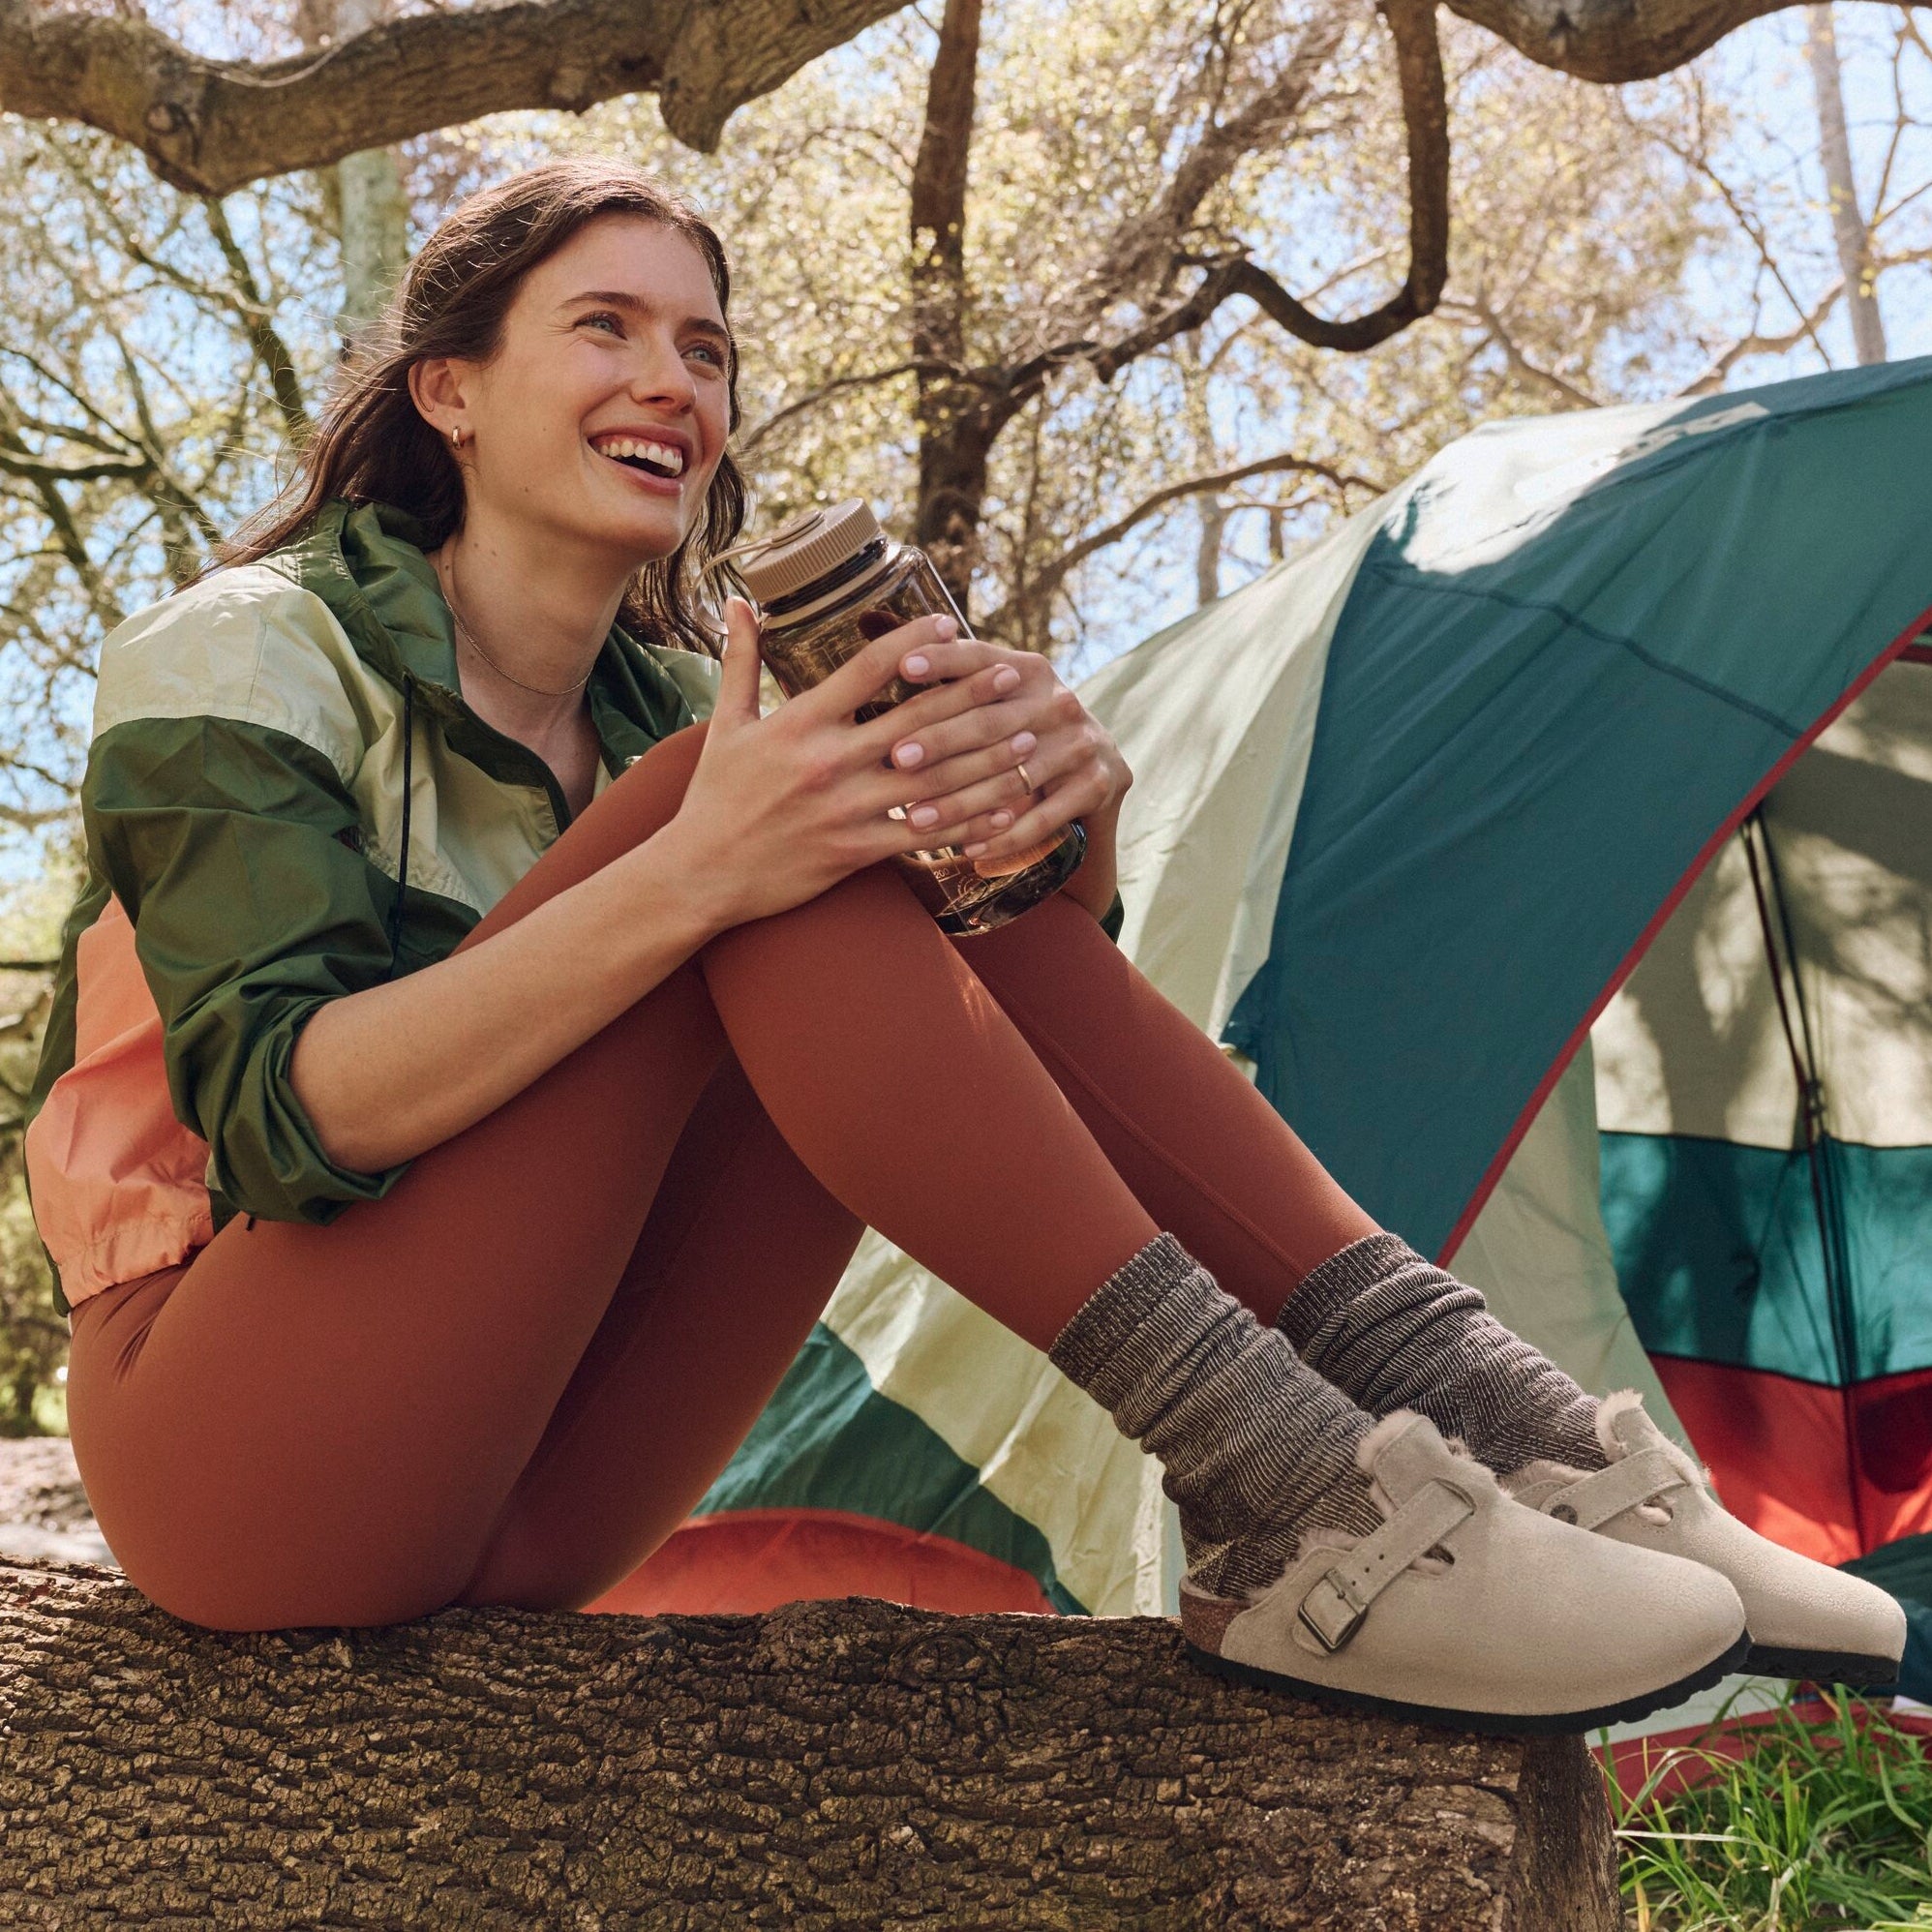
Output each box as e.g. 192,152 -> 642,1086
591,357 -> 1932,1692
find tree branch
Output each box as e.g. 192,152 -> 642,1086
1675,277 -> 1846,394
0,0 -> 911,192
0,449 -> 149,484
1072,0 -> 1449,382
1635,113 -> 1836,370
1078,5 -> 1350,309
740,361 -> 949,452
981,451 -> 1375,637
1448,294 -> 1602,407
1441,0 -> 1904,83
0,394 -> 126,634
200,196 -> 311,443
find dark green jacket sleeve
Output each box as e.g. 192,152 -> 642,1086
84,713 -> 410,1224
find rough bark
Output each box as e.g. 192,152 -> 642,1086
1444,0 -> 1909,82
0,0 -> 909,192
0,1554 -> 1622,1930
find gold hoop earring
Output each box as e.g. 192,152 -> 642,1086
449,426 -> 467,449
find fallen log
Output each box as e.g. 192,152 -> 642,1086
0,1556 -> 1620,1930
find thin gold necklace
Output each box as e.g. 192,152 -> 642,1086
437,546 -> 596,698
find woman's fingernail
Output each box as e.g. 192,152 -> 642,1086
895,741 -> 924,769
1010,731 -> 1037,756
991,810 -> 1012,829
934,617 -> 958,640
993,666 -> 1020,693
963,840 -> 988,858
910,804 -> 940,828
904,653 -> 930,679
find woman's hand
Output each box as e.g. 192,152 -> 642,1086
877,634 -> 1133,875
657,597 -> 1051,932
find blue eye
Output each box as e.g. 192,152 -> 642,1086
580,312 -> 623,334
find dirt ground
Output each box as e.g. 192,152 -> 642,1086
0,1436 -> 115,1566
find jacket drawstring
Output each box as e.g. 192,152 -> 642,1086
387,677 -> 414,978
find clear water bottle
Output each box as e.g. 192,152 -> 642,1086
726,500 -> 1085,936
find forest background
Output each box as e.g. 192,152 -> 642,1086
0,0 -> 1928,1433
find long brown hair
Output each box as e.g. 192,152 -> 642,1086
205,158 -> 746,654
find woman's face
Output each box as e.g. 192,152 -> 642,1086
445,214 -> 734,565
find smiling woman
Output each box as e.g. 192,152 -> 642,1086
18,157 -> 1893,1746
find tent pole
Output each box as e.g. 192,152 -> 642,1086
1741,808 -> 1867,1552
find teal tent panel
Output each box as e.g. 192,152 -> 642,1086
1603,1132 -> 1932,1387
1224,361 -> 1932,1256
694,1322 -> 1085,1614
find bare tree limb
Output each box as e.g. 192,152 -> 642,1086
1440,0 -> 1913,83
0,0 -> 914,192
200,197 -> 312,442
1447,294 -> 1603,406
1078,5 -> 1351,307
1069,0 -> 1449,383
1636,112 -> 1836,368
1900,6 -> 1932,68
739,361 -> 950,453
0,397 -> 125,634
107,335 -> 223,576
1675,278 -> 1846,393
981,451 -> 1375,637
0,450 -> 149,485
908,0 -> 987,600
0,413 -> 128,459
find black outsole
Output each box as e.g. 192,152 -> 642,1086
1744,1641 -> 1902,1693
1182,1629 -> 1755,1737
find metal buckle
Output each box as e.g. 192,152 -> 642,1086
1297,1569 -> 1370,1652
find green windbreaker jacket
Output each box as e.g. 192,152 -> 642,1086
24,498 -> 721,1315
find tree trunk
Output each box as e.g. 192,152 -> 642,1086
297,0 -> 410,344
0,1555 -> 1623,1929
1196,495 -> 1228,608
335,147 -> 409,339
1804,4 -> 1886,366
909,0 -> 990,617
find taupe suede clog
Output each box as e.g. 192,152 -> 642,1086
1503,1392 -> 1907,1691
1179,1410 -> 1749,1736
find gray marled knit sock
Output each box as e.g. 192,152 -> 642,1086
1048,1232 -> 1382,1600
1278,1233 -> 1607,1476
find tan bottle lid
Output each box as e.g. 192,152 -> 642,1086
728,499 -> 884,606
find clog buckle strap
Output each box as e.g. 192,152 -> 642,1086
1539,1447 -> 1688,1530
1296,1478 -> 1477,1653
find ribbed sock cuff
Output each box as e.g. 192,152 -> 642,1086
1047,1232 -> 1206,1411
1275,1229 -> 1605,1476
1276,1231 -> 1425,1355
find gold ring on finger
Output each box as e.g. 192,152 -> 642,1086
1014,760 -> 1035,795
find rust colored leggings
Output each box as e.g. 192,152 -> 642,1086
66,723 -> 1376,1631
